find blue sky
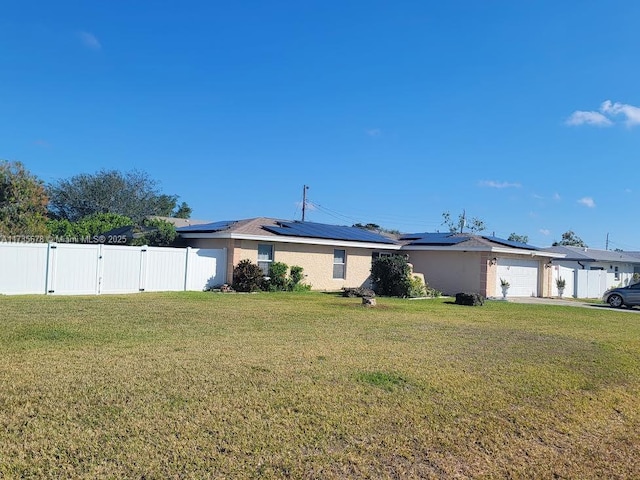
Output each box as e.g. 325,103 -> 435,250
2,1 -> 639,250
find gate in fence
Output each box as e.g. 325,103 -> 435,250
0,243 -> 226,295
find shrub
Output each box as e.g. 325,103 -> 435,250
408,275 -> 426,298
264,262 -> 289,291
232,260 -> 264,292
289,266 -> 304,287
370,255 -> 412,297
288,266 -> 310,291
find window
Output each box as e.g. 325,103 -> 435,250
333,249 -> 346,279
615,266 -> 620,281
258,244 -> 273,275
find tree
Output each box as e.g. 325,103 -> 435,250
442,211 -> 486,234
131,218 -> 177,247
552,230 -> 587,248
47,213 -> 133,240
47,169 -> 191,222
173,202 -> 192,219
508,233 -> 529,244
353,223 -> 400,235
0,160 -> 49,237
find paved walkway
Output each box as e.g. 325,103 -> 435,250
501,296 -> 640,313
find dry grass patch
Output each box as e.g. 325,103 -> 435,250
0,292 -> 639,478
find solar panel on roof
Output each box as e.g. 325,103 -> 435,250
263,221 -> 396,244
401,232 -> 469,246
176,220 -> 236,233
481,236 -> 539,250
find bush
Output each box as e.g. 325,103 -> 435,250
232,260 -> 264,292
370,255 -> 412,297
289,266 -> 304,287
264,262 -> 289,291
288,266 -> 310,291
408,275 -> 426,298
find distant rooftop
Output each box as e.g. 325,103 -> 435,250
543,245 -> 640,263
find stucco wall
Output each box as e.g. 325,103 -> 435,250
188,238 -> 381,290
407,251 -> 484,296
236,240 -> 377,290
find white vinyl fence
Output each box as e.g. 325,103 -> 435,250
0,243 -> 226,295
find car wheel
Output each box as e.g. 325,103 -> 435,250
608,294 -> 624,308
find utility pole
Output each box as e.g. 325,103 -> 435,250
301,185 -> 309,222
606,232 -> 609,250
460,209 -> 466,233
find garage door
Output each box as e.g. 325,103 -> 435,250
496,258 -> 539,297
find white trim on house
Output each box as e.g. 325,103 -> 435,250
179,232 -> 402,250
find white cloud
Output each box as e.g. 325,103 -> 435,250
625,188 -> 632,194
565,110 -> 612,127
78,31 -> 101,50
566,100 -> 640,127
553,193 -> 561,201
365,128 -> 381,137
578,197 -> 596,208
478,180 -> 522,189
600,100 -> 640,126
539,229 -> 550,236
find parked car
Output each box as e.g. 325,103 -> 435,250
602,282 -> 640,308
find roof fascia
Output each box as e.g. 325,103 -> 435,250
179,232 -> 402,250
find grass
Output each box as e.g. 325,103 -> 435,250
1,292 -> 639,478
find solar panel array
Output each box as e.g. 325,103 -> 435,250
263,221 -> 397,244
176,220 -> 236,233
400,232 -> 469,246
481,236 -> 539,250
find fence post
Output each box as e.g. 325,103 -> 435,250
184,247 -> 191,291
45,242 -> 57,294
96,243 -> 103,295
138,246 -> 148,292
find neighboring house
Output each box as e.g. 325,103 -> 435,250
177,218 -> 400,290
627,252 -> 640,275
542,246 -> 640,298
401,233 -> 558,298
177,218 -> 558,297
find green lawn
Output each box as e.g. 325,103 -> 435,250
1,292 -> 639,478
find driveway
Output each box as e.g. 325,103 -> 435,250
503,296 -> 640,313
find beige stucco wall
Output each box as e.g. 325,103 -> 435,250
407,251 -> 486,296
236,240 -> 377,291
187,238 -> 383,291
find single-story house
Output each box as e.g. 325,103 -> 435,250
542,246 -> 640,298
401,232 -> 558,298
177,218 -> 559,297
177,218 -> 400,290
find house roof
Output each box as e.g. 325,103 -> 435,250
262,221 -> 397,244
400,232 -> 541,251
543,246 -> 640,264
177,217 -> 398,246
178,218 -> 555,255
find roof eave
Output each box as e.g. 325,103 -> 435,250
179,231 -> 402,249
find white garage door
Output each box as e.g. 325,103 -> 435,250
496,258 -> 539,297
